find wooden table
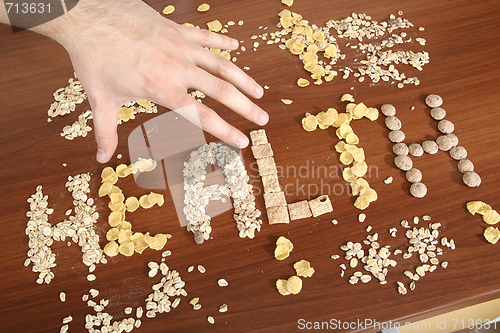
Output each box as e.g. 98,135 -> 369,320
1,1 -> 499,332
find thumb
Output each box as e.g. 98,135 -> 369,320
91,99 -> 119,164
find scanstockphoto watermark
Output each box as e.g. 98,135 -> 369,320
297,318 -> 499,331
249,160 -> 380,198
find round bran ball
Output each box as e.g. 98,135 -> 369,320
393,142 -> 409,156
385,116 -> 402,131
381,104 -> 397,116
462,171 -> 481,187
438,120 -> 455,134
430,107 -> 446,120
410,182 -> 427,198
449,146 -> 467,160
425,94 -> 443,108
457,158 -> 474,173
408,143 -> 424,157
436,135 -> 453,151
388,130 -> 405,143
394,155 -> 413,171
445,133 -> 459,147
406,168 -> 422,183
422,140 -> 439,154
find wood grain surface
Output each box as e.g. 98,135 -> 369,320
1,0 -> 499,332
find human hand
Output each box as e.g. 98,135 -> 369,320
35,0 -> 268,163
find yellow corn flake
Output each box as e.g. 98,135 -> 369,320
108,211 -> 125,227
294,260 -> 315,278
350,178 -> 370,196
118,221 -> 132,230
118,229 -> 132,244
316,110 -> 337,128
484,226 -> 500,244
366,107 -> 379,121
345,132 -> 359,144
219,50 -> 231,60
197,3 -> 210,12
354,195 -> 371,210
116,164 -> 133,178
98,182 -> 113,197
276,279 -> 290,295
131,232 -> 149,254
297,78 -> 310,87
276,236 -> 293,252
139,194 -> 154,209
335,141 -> 346,153
108,202 -> 126,212
281,0 -> 293,7
103,241 -> 119,257
125,196 -> 140,212
117,107 -> 134,122
183,22 -> 195,27
130,158 -> 157,174
342,167 -> 357,183
118,241 -> 135,256
136,99 -> 151,107
339,151 -> 354,165
207,20 -> 222,32
144,233 -> 168,251
148,192 -> 165,207
110,192 -> 125,205
101,167 -> 115,182
333,113 -> 350,127
466,201 -> 492,215
286,276 -> 302,294
352,103 -> 369,119
360,187 -> 378,202
302,52 -> 318,63
483,210 -> 500,225
351,161 -> 368,177
274,245 -> 290,260
106,228 -> 119,241
302,114 -> 318,132
351,147 -> 365,162
341,94 -> 355,102
338,124 -> 353,139
281,99 -> 293,105
109,185 -> 122,195
162,5 -> 175,15
324,45 -> 338,58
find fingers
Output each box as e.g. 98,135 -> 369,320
188,67 -> 269,127
153,91 -> 250,148
178,24 -> 239,50
90,98 -> 119,163
195,48 -> 264,100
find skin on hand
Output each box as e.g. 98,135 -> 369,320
30,0 -> 268,163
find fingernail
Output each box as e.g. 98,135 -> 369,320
239,135 -> 249,148
256,85 -> 264,98
259,111 -> 269,125
96,149 -> 107,163
231,38 -> 239,49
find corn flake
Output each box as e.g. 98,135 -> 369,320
276,279 -> 290,295
118,221 -> 132,230
483,210 -> 500,225
286,276 -> 302,294
106,228 -> 119,241
118,229 -> 132,243
294,260 -> 315,278
281,99 -> 293,105
484,227 -> 500,244
139,194 -> 154,209
345,133 -> 359,144
101,167 -> 115,182
366,107 -> 379,121
297,78 -> 310,87
125,196 -> 140,212
108,211 -> 125,227
98,182 -> 112,197
108,202 -> 126,212
144,233 -> 169,250
207,20 -> 222,32
281,0 -> 293,6
197,3 -> 210,12
354,195 -> 370,210
117,107 -> 134,122
302,114 -> 318,132
116,164 -> 132,178
341,94 -> 355,102
339,151 -> 354,165
131,232 -> 149,254
276,236 -> 293,252
118,241 -> 135,256
274,245 -> 290,260
110,192 -> 124,205
103,241 -> 119,257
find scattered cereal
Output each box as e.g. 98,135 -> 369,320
162,5 -> 175,15
197,3 -> 210,12
294,260 -> 315,278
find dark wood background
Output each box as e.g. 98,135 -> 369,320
1,0 -> 499,332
